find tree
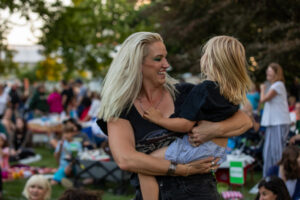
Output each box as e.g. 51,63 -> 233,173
0,0 -> 62,77
39,0 -> 155,79
147,0 -> 300,87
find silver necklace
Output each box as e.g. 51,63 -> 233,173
137,91 -> 164,113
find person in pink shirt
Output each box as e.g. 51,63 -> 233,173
47,88 -> 63,114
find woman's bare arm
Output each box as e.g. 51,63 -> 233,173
260,84 -> 277,103
108,118 -> 216,176
189,110 -> 253,144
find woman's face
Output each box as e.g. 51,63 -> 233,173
28,184 -> 47,200
266,67 -> 276,82
259,186 -> 277,200
142,41 -> 170,87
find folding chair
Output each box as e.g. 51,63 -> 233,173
73,159 -> 130,194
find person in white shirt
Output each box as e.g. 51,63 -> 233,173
0,84 -> 10,118
260,63 -> 291,177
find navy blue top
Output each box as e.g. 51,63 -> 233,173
178,80 -> 238,122
97,83 -> 195,142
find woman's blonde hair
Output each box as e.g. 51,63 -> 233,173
99,32 -> 177,121
200,35 -> 252,105
268,62 -> 285,82
22,175 -> 52,200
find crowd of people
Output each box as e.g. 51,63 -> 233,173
0,31 -> 299,199
0,78 -> 107,198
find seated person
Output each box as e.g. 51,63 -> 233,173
0,133 -> 10,171
58,188 -> 102,200
267,145 -> 300,199
51,123 -> 82,185
10,117 -> 35,161
256,176 -> 291,200
63,118 -> 94,149
1,108 -> 15,148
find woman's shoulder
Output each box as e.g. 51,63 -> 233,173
271,81 -> 285,88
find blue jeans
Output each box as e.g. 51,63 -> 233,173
134,173 -> 220,200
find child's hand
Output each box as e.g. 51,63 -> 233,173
143,107 -> 163,124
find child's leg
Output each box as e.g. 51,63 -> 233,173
138,147 -> 167,200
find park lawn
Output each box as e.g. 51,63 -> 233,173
3,147 -> 260,200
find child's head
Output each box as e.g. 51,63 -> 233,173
0,133 -> 8,148
200,35 -> 251,105
267,62 -> 285,83
22,174 -> 52,200
62,123 -> 76,142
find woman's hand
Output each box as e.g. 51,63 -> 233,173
183,157 -> 220,176
260,83 -> 266,92
188,120 -> 218,146
189,110 -> 252,147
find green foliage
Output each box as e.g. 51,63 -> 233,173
39,0 -> 155,78
147,0 -> 300,85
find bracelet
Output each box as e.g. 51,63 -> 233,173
167,161 -> 177,176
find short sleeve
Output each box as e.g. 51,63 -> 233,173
270,81 -> 284,95
96,106 -> 131,136
178,81 -> 213,121
55,141 -> 62,153
178,81 -> 238,122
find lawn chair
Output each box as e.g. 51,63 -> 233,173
73,158 -> 130,194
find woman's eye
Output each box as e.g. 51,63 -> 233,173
154,57 -> 162,61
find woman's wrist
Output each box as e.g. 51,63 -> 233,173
211,122 -> 223,137
175,163 -> 190,176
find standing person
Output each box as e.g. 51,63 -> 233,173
260,63 -> 291,177
98,32 -> 252,199
22,175 -> 52,200
60,80 -> 74,110
29,84 -> 49,116
246,82 -> 260,115
141,35 -> 252,200
0,83 -> 10,119
47,87 -> 63,114
256,176 -> 291,200
289,102 -> 300,135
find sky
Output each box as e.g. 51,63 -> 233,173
1,0 -> 71,46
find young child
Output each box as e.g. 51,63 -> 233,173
51,123 -> 82,185
140,35 -> 252,200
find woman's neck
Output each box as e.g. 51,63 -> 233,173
140,84 -> 164,103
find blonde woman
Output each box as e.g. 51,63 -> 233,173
142,35 -> 252,199
22,175 -> 51,200
98,32 -> 252,199
260,63 -> 291,177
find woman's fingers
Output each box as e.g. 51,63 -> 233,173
187,157 -> 221,174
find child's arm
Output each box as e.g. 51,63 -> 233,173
143,107 -> 196,133
54,140 -> 64,164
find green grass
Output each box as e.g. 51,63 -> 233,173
3,146 -> 261,200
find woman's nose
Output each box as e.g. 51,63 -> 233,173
162,58 -> 170,69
